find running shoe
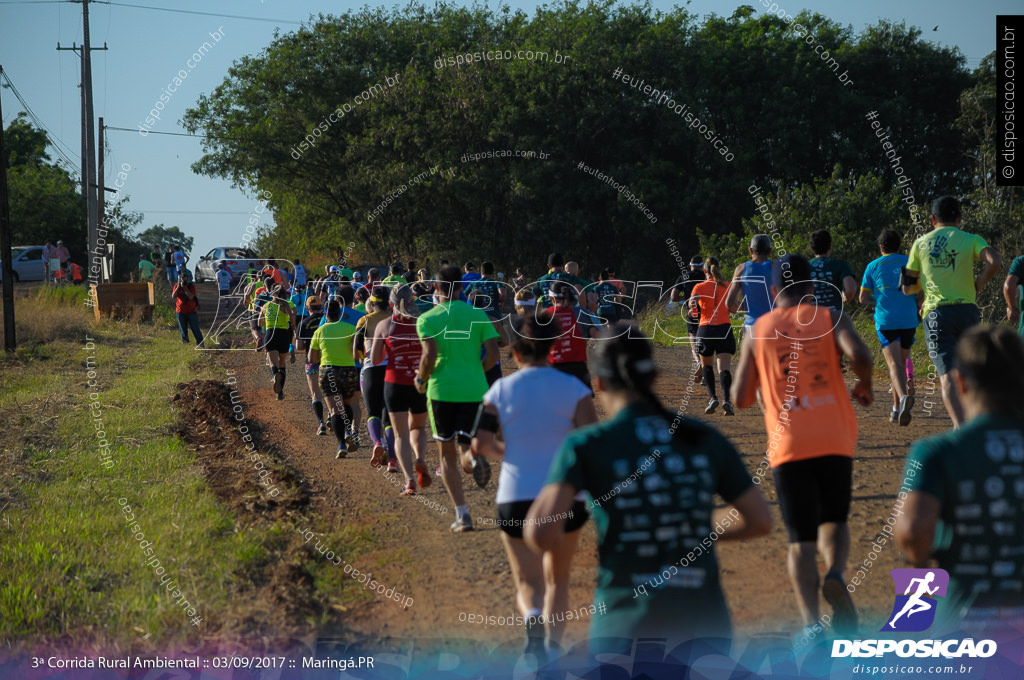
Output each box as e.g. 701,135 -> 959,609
471,455 -> 491,489
276,392 -> 284,401
898,394 -> 914,427
370,442 -> 387,468
335,445 -> 348,459
705,399 -> 720,415
435,465 -> 442,477
415,461 -> 432,489
387,460 -> 400,474
400,481 -> 416,496
692,364 -> 703,383
889,410 -> 899,424
316,423 -> 328,436
823,572 -> 859,636
524,618 -> 548,669
346,429 -> 361,452
450,514 -> 474,533
273,370 -> 284,395
722,401 -> 735,416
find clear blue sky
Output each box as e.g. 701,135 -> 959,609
0,0 -> 1015,262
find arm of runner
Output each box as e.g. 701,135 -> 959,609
524,482 -> 576,554
470,402 -> 505,461
731,333 -> 760,409
308,348 -> 321,364
369,318 -> 389,365
842,275 -> 857,304
416,336 -> 438,393
900,267 -> 921,296
831,309 -> 873,407
976,246 -> 1003,293
1004,273 -> 1021,323
895,490 -> 939,568
714,487 -> 772,540
726,264 -> 745,313
482,337 -> 499,372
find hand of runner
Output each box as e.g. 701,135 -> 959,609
851,380 -> 873,407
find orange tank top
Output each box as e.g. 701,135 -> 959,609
752,304 -> 857,467
690,279 -> 731,326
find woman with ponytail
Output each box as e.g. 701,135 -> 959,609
525,323 -> 771,653
689,257 -> 738,415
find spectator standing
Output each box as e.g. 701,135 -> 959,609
173,270 -> 204,346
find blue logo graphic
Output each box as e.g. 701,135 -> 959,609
881,568 -> 949,632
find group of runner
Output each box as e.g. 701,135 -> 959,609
227,195 -> 1021,664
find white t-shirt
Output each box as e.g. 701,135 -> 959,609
293,265 -> 307,285
483,365 -> 592,504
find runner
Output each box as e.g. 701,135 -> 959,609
216,262 -> 233,312
901,196 -> 1002,427
896,325 -> 1024,635
547,281 -> 602,392
465,261 -> 505,318
732,254 -> 874,638
290,283 -> 311,323
859,229 -> 920,425
315,266 -> 341,300
356,286 -> 397,471
382,263 -> 407,287
808,229 -> 856,311
1003,252 -> 1024,336
668,255 -> 706,381
354,285 -> 370,314
533,253 -> 573,309
292,258 -> 307,287
564,261 -> 595,310
592,269 -> 622,323
462,262 -> 481,285
258,285 -> 297,401
512,268 -> 527,291
471,312 -> 598,663
513,288 -> 537,315
416,264 -> 500,531
526,323 -> 772,653
309,299 -> 362,458
371,284 -> 432,495
411,269 -> 434,314
726,235 -> 774,339
295,295 -> 329,435
403,261 -> 418,284
689,257 -> 737,415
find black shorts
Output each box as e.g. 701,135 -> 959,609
428,399 -> 480,444
552,361 -> 592,392
361,365 -> 388,419
219,287 -> 230,298
695,324 -> 737,357
384,382 -> 427,414
262,327 -> 293,354
320,365 -> 360,400
495,500 -> 590,539
773,455 -> 853,543
485,362 -> 503,387
877,327 -> 917,350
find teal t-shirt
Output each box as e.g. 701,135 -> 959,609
416,300 -> 499,402
546,402 -> 753,643
905,413 -> 1024,616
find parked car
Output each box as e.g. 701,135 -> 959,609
0,246 -> 46,282
194,247 -> 266,285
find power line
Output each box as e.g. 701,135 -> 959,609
93,1 -> 303,25
136,210 -> 253,214
105,125 -> 259,142
0,68 -> 81,170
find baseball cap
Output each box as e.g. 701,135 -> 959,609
352,271 -> 363,280
329,265 -> 339,273
305,294 -> 323,310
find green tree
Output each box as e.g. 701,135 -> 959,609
136,224 -> 194,254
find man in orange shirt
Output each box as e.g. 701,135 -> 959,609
733,254 -> 873,638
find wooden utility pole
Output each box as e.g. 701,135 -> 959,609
0,65 -> 16,351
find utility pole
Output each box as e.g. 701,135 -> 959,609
58,0 -> 107,282
97,116 -> 104,278
0,65 -> 16,351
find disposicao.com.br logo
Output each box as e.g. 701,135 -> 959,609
832,568 -> 997,659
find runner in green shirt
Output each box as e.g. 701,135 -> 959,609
525,323 -> 772,653
902,196 -> 1002,428
416,264 -> 500,532
1002,254 -> 1024,336
309,300 -> 362,458
897,325 -> 1024,634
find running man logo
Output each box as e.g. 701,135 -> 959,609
880,568 -> 949,632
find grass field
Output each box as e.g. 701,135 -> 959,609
0,287 -> 373,652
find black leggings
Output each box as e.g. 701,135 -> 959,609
361,365 -> 388,422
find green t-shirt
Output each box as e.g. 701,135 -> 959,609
416,300 -> 499,402
310,320 -> 358,367
905,413 -> 1024,615
906,227 -> 989,312
138,260 -> 155,278
546,402 -> 753,642
262,300 -> 292,330
381,274 -> 406,287
532,270 -> 573,308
